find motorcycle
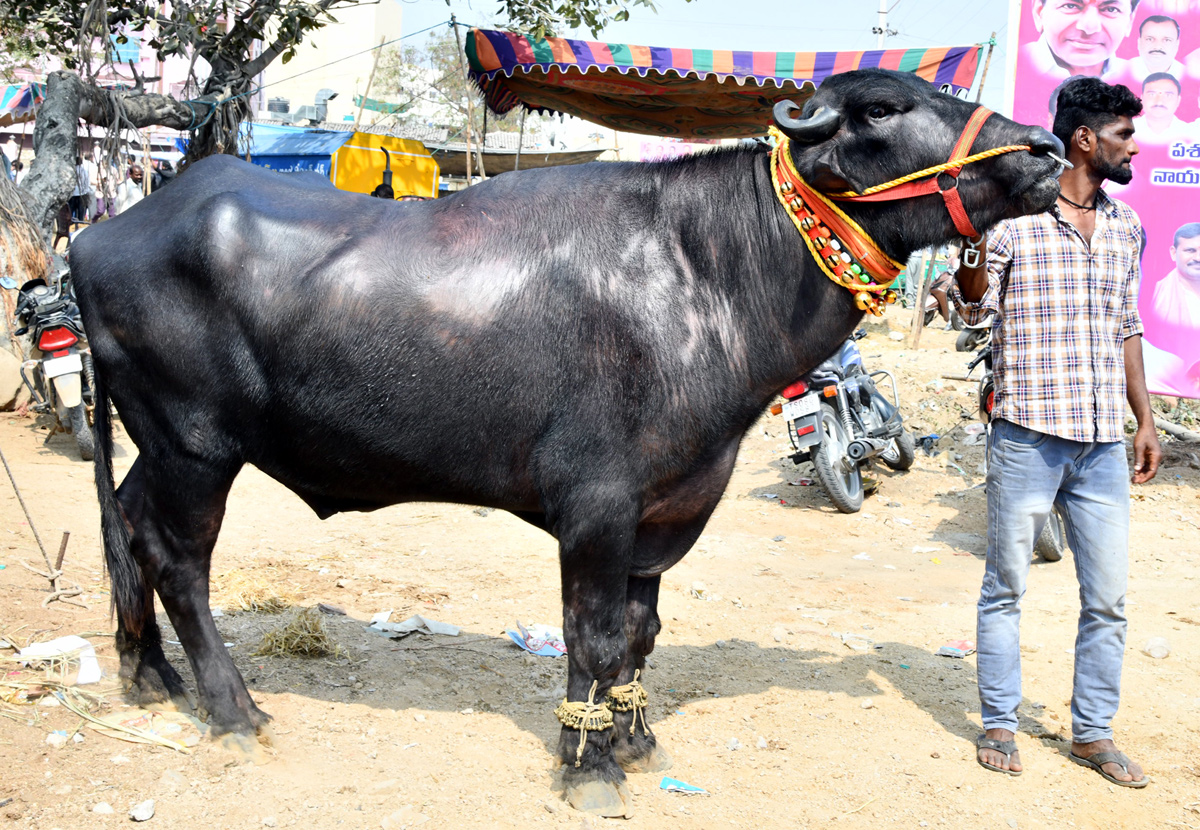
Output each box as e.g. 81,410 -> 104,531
955,313 -> 992,353
13,265 -> 95,460
774,329 -> 915,513
967,344 -> 1065,562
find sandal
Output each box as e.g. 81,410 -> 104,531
1069,750 -> 1149,788
975,734 -> 1022,776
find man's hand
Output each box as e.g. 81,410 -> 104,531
1131,423 -> 1161,484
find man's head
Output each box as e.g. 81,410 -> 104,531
1033,0 -> 1138,74
1052,77 -> 1141,183
1137,16 -> 1180,72
1141,72 -> 1181,127
1172,223 -> 1200,283
128,164 -> 143,183
370,183 -> 394,199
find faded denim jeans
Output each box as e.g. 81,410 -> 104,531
977,419 -> 1130,743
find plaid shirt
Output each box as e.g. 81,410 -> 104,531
950,191 -> 1143,443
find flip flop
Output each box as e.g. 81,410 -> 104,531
1069,750 -> 1149,788
975,734 -> 1022,776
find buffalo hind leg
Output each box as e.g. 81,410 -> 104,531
128,458 -> 270,750
114,458 -> 192,711
552,487 -> 638,818
610,574 -> 672,773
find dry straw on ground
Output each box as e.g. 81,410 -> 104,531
213,567 -> 294,614
254,607 -> 341,658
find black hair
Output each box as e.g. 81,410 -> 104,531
1174,223 -> 1200,246
370,183 -> 394,199
1139,14 -> 1179,37
1051,77 -> 1142,149
1141,71 -> 1181,94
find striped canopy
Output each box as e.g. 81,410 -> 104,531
466,29 -> 981,138
0,82 -> 45,127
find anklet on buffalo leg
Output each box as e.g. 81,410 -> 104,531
606,669 -> 650,736
554,680 -> 614,767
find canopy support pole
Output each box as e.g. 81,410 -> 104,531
354,36 -> 387,132
451,16 -> 486,180
515,109 -> 526,172
975,33 -> 996,104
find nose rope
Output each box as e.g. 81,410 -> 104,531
828,143 -> 1032,199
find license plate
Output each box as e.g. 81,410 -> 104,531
782,394 -> 820,421
43,353 -> 82,379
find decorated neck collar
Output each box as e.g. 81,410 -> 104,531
768,126 -> 902,316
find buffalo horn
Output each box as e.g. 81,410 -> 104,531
773,101 -> 842,145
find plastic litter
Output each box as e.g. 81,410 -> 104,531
1141,637 -> 1170,659
936,639 -> 976,658
505,621 -> 566,657
660,776 -> 707,795
17,635 -> 101,685
368,612 -> 460,637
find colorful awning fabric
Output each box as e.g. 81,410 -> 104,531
0,82 -> 46,127
466,29 -> 981,138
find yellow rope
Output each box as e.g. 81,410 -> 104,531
829,143 -> 1032,198
606,669 -> 650,736
554,680 -> 614,767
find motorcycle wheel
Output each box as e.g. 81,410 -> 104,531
923,308 -> 936,327
68,403 -> 94,461
812,403 -> 864,514
950,308 -> 965,331
956,328 -> 985,352
1034,507 -> 1066,562
880,429 -> 917,472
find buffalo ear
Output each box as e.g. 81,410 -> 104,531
773,101 -> 842,145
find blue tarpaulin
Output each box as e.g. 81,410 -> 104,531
238,123 -> 354,176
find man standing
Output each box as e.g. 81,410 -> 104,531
114,164 -> 145,215
951,77 -> 1160,788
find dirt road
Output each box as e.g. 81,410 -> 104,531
2,314 -> 1198,829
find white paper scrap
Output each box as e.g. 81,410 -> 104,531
17,635 -> 101,684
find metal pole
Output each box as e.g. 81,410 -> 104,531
515,109 -> 526,172
354,36 -> 387,132
877,0 -> 887,49
974,33 -> 997,104
451,16 -> 486,180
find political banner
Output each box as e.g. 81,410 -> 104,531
1011,0 -> 1200,398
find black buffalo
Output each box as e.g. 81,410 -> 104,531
70,69 -> 1061,816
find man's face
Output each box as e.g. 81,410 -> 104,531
1138,20 -> 1179,71
1142,78 -> 1181,120
1034,0 -> 1134,72
1172,234 -> 1200,282
129,165 -> 143,183
1091,115 -> 1138,184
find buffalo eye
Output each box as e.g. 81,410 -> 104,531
866,105 -> 891,121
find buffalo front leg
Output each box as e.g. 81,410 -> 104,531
552,492 -> 637,818
114,458 -> 192,712
610,575 -> 672,774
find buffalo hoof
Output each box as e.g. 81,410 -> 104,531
217,730 -> 272,764
565,779 -> 633,818
616,741 -> 672,774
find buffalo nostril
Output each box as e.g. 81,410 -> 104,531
1027,127 -> 1064,158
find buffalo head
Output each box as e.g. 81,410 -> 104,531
773,68 -> 1063,259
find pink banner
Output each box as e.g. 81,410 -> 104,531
1013,0 -> 1200,398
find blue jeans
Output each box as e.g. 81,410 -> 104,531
977,419 -> 1130,744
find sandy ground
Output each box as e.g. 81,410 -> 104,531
2,310 -> 1199,830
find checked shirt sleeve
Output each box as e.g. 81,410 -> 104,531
949,221 -> 1011,326
1120,219 -> 1144,339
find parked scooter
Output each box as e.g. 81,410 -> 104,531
955,313 -> 992,352
774,329 -> 915,513
14,265 -> 95,460
966,344 -> 1065,562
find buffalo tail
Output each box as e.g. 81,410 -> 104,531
92,366 -> 147,635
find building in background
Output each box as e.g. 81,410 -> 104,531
256,0 -> 404,124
